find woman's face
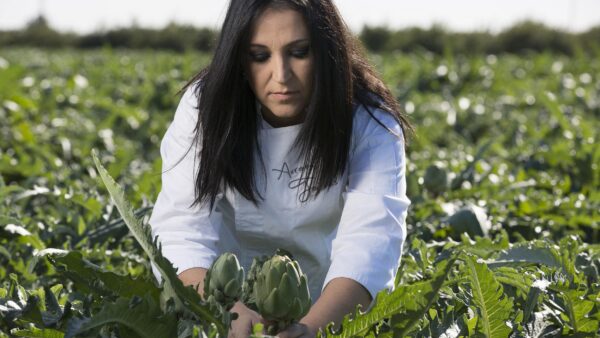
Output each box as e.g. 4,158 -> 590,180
245,7 -> 314,128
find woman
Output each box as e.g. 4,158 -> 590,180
149,0 -> 413,337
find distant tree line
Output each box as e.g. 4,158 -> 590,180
359,22 -> 600,55
0,17 -> 215,52
1,16 -> 599,55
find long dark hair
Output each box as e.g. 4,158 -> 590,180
181,0 -> 414,210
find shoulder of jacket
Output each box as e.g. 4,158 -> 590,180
181,80 -> 203,106
352,99 -> 403,144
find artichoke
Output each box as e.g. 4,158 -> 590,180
447,204 -> 490,238
254,254 -> 311,333
241,254 -> 268,311
423,162 -> 448,195
203,252 -> 244,310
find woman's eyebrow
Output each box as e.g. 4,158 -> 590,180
250,38 -> 309,48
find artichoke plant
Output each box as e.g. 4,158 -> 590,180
447,203 -> 490,238
253,253 -> 311,334
423,162 -> 448,195
203,252 -> 244,310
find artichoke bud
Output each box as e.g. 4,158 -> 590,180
423,162 -> 448,195
204,252 -> 244,310
447,204 -> 490,239
241,255 -> 267,309
254,253 -> 311,325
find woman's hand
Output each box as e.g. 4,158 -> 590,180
228,301 -> 265,338
276,323 -> 318,338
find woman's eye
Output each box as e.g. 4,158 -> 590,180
249,48 -> 310,63
292,48 -> 310,58
250,53 -> 269,62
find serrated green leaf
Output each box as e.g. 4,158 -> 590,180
465,256 -> 513,338
91,149 -> 226,334
556,287 -> 598,334
418,304 -> 466,338
487,242 -> 562,270
319,255 -> 456,338
523,312 -> 560,338
522,286 -> 542,325
41,285 -> 63,326
64,293 -> 176,338
392,256 -> 458,336
37,249 -> 160,301
458,233 -> 510,259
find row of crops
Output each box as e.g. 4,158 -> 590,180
0,48 -> 599,337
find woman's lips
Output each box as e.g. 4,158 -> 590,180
271,91 -> 298,100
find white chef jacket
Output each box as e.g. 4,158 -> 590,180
149,85 -> 410,303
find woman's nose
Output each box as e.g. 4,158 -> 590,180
272,55 -> 291,83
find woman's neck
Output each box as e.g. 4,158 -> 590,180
260,106 -> 306,128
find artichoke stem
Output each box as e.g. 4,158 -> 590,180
266,321 -> 293,336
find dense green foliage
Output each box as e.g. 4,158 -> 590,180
2,16 -> 600,55
360,22 -> 600,55
0,48 -> 599,337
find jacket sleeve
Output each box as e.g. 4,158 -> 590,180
149,85 -> 222,284
321,106 -> 411,299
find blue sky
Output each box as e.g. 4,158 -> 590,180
1,0 -> 599,34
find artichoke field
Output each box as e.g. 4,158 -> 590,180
0,49 -> 599,337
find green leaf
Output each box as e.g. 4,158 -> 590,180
418,304 -> 466,338
523,312 -> 560,338
486,242 -> 562,270
549,283 -> 599,334
450,139 -> 494,190
391,256 -> 458,336
492,267 -> 535,294
91,149 -> 226,335
10,327 -> 64,338
37,249 -> 160,301
465,255 -> 513,338
1,294 -> 51,329
40,285 -> 66,327
0,244 -> 10,260
320,255 -> 456,337
64,293 -> 176,338
50,285 -> 64,298
2,222 -> 46,250
522,286 -> 542,325
458,232 -> 509,259
83,206 -> 153,245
